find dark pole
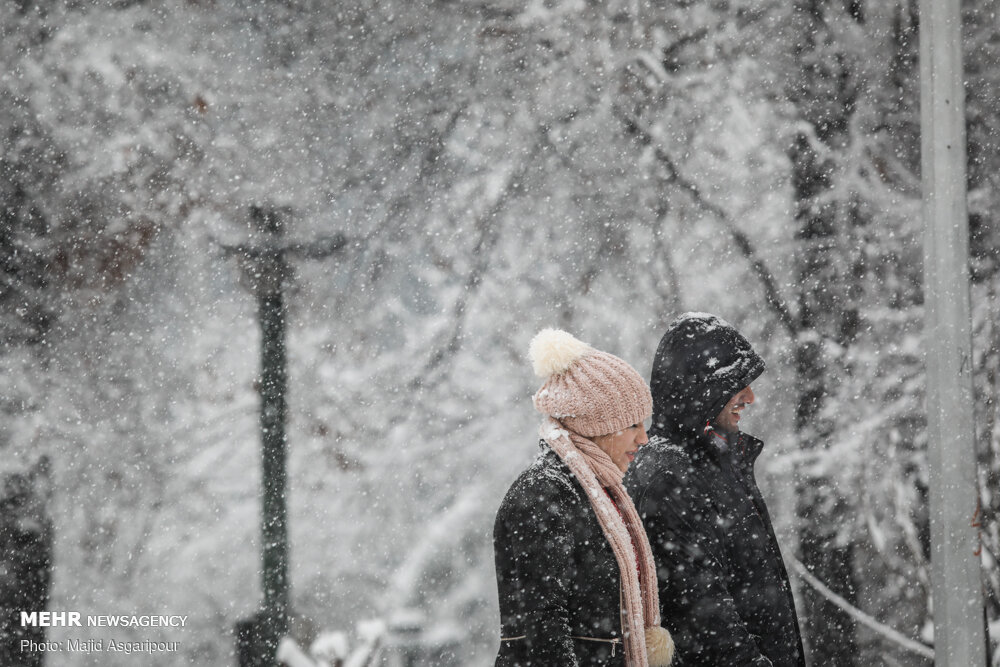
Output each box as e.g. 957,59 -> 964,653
225,206 -> 347,666
253,206 -> 290,652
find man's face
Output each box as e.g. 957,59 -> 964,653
714,385 -> 755,434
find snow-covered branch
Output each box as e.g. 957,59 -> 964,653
789,557 -> 934,660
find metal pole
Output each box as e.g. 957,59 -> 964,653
918,1 -> 987,665
254,207 -> 290,660
224,206 -> 347,665
259,267 -> 290,627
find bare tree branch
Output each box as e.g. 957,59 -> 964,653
789,557 -> 934,661
615,107 -> 799,337
415,140 -> 543,388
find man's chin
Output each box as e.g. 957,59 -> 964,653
711,421 -> 740,435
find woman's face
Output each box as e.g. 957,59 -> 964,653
592,423 -> 649,472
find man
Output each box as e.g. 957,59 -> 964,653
625,313 -> 805,666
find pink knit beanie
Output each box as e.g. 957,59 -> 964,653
530,328 -> 653,437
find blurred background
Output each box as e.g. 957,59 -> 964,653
2,0 -> 999,665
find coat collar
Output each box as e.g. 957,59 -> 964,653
706,429 -> 764,469
652,426 -> 764,468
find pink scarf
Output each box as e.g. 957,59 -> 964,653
541,417 -> 662,667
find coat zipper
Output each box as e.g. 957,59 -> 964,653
572,635 -> 621,656
500,634 -> 622,655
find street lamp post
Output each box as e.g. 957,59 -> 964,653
226,205 -> 346,666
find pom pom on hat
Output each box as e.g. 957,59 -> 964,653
529,328 -> 591,378
645,625 -> 675,667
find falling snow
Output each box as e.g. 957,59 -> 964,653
2,1 -> 999,666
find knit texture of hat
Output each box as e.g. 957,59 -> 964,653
530,328 -> 653,438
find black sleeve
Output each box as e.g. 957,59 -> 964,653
494,478 -> 580,666
639,470 -> 773,667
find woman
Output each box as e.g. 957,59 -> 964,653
494,329 -> 674,666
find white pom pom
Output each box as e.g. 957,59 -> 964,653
645,626 -> 675,667
529,328 -> 591,378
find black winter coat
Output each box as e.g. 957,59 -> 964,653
494,444 -> 627,666
625,313 -> 805,667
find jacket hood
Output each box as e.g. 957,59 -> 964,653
650,312 -> 765,437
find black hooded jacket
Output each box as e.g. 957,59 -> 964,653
494,445 -> 627,666
624,313 -> 805,667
